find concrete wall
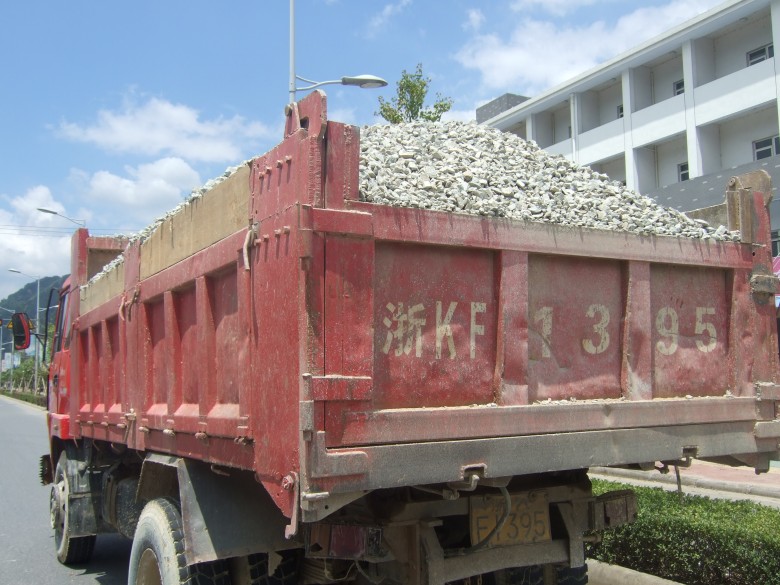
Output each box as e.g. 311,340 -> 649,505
598,82 -> 623,125
720,106 -> 778,167
714,16 -> 773,79
652,55 -> 684,103
657,136 -> 688,187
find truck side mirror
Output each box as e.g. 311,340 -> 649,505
11,312 -> 32,350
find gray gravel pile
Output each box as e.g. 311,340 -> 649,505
359,121 -> 738,241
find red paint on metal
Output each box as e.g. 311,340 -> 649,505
49,91 -> 780,521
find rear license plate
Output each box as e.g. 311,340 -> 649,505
469,491 -> 551,547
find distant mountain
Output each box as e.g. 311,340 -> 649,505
1,275 -> 68,319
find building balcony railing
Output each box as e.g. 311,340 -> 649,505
631,93 -> 686,148
694,58 -> 776,126
545,138 -> 573,158
577,118 -> 626,165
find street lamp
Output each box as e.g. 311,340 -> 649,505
37,207 -> 86,227
8,269 -> 41,394
288,0 -> 387,103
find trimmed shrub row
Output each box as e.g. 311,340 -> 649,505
588,479 -> 780,585
1,389 -> 45,407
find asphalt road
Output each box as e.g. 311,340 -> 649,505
0,396 -> 131,585
0,394 -> 681,585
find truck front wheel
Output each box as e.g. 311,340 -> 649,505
128,497 -> 230,585
50,452 -> 96,564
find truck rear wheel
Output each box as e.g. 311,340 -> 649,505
498,564 -> 587,585
128,497 -> 230,585
50,452 -> 96,565
554,565 -> 587,585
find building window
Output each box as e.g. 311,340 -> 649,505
772,230 -> 780,257
673,80 -> 684,95
678,162 -> 689,182
617,104 -> 624,119
753,136 -> 780,160
747,43 -> 774,66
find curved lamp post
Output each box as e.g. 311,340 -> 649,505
8,269 -> 41,394
288,0 -> 387,103
37,207 -> 86,227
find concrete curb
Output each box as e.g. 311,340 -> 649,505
589,560 -> 683,585
591,465 -> 780,500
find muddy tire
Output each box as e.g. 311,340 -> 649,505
554,565 -> 587,585
128,497 -> 230,585
497,564 -> 587,585
50,452 -> 96,565
228,551 -> 300,584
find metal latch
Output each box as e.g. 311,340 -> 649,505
589,489 -> 637,531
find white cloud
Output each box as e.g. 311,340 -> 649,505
463,9 -> 485,32
0,186 -> 73,299
59,96 -> 274,163
442,109 -> 477,122
366,0 -> 412,37
328,107 -> 358,125
510,0 -> 615,17
81,157 -> 201,224
457,0 -> 724,95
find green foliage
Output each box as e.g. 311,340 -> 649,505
0,388 -> 45,407
1,275 -> 66,317
4,355 -> 46,393
376,63 -> 453,124
589,479 -> 780,585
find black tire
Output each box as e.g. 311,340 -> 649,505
50,452 -> 96,565
496,564 -> 587,585
228,550 -> 299,585
508,565 -> 544,585
128,497 -> 230,585
555,564 -> 588,585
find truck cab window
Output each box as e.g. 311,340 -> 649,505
54,292 -> 72,353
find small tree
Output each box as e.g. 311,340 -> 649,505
376,63 -> 453,124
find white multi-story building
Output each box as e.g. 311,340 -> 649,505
479,0 -> 780,242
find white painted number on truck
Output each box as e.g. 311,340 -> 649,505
534,305 -> 719,358
534,304 -> 613,357
582,304 -> 610,355
382,301 -> 486,359
533,307 -> 553,358
654,306 -> 717,355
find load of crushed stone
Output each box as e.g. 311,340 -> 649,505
359,121 -> 738,241
88,121 -> 739,288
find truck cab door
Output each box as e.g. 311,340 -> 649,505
48,286 -> 73,418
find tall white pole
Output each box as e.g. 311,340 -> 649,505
289,0 -> 296,104
34,278 -> 40,394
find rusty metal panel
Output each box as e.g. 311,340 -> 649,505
372,243 -> 497,409
527,255 -> 623,402
650,264 -> 729,398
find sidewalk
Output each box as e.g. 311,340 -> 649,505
589,560 -> 683,585
591,458 -> 780,507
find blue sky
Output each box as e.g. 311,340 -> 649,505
0,0 -> 725,300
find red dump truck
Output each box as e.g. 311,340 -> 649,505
28,92 -> 780,585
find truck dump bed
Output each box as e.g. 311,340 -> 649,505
64,92 -> 780,524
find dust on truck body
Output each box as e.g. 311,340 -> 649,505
38,92 -> 780,585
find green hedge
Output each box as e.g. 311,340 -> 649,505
588,479 -> 780,585
0,389 -> 45,407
